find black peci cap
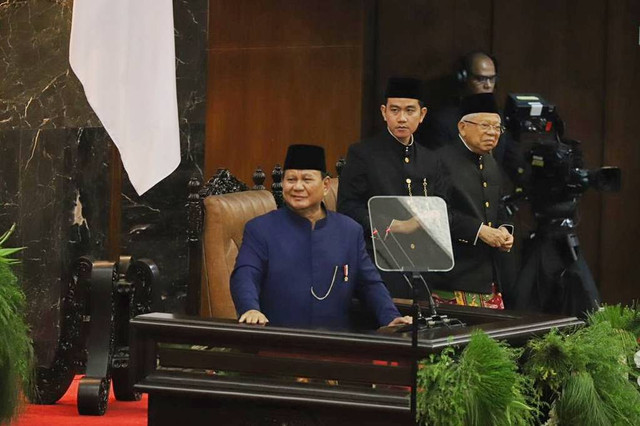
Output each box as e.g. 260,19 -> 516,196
283,144 -> 327,173
384,77 -> 423,102
460,93 -> 499,116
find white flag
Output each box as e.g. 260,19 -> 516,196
70,0 -> 180,196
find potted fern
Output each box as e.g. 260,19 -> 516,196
588,304 -> 640,406
524,317 -> 640,425
0,224 -> 34,424
416,330 -> 539,426
588,303 -> 640,365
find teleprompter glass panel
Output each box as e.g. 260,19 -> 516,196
368,196 -> 454,273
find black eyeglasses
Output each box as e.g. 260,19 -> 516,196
470,74 -> 498,85
462,120 -> 505,134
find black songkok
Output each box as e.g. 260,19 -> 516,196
283,144 -> 326,173
384,77 -> 423,102
460,93 -> 499,116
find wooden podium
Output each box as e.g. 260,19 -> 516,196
131,306 -> 581,426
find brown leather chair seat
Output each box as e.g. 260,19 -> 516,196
201,190 -> 276,318
323,177 -> 339,211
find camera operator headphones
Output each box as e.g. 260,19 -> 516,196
455,50 -> 499,84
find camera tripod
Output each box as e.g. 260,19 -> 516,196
513,215 -> 600,317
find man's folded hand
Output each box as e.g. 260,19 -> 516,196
478,224 -> 507,248
498,226 -> 514,252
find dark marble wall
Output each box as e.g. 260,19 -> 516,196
120,0 -> 208,312
0,0 -> 207,366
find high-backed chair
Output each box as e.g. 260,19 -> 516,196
323,177 -> 339,211
200,190 -> 276,319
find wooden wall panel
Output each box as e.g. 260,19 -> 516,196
206,0 -> 364,184
492,0 -> 607,283
600,0 -> 640,303
375,0 -> 493,78
209,0 -> 363,48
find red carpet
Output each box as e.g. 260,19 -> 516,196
12,376 -> 147,426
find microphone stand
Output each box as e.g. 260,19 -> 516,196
410,272 -> 420,421
374,228 -> 456,331
373,227 -> 464,419
387,230 -> 460,330
370,199 -> 464,419
373,237 -> 437,420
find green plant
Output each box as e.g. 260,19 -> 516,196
416,330 -> 538,426
0,224 -> 34,424
524,322 -> 640,426
588,304 -> 640,367
587,304 -> 640,338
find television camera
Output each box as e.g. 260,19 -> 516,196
503,93 -> 621,220
502,94 -> 621,317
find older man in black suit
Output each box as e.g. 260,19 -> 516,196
432,93 -> 513,309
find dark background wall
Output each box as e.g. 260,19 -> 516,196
598,0 -> 640,304
0,0 -> 637,370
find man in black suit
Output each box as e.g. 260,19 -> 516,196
432,93 -> 513,309
422,52 -> 526,306
338,77 -> 445,298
